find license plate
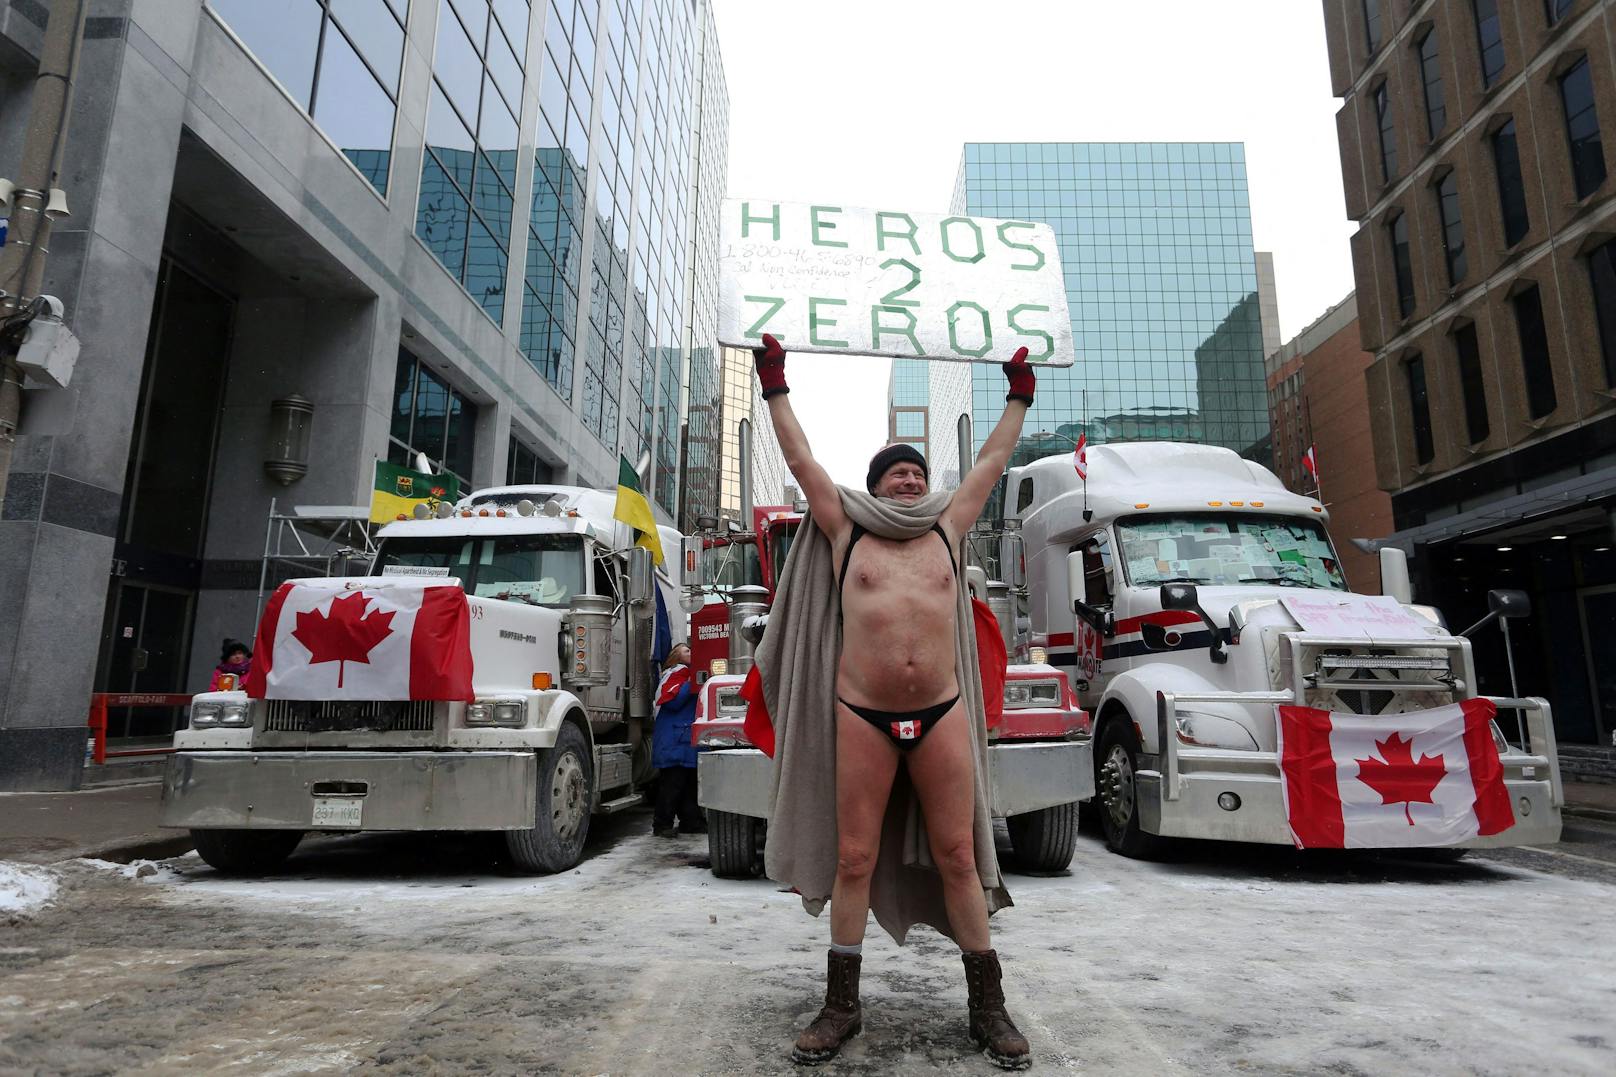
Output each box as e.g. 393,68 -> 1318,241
311,796 -> 363,828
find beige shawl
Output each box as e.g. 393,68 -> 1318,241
757,486 -> 1012,945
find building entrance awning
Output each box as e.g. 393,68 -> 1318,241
1359,468 -> 1616,553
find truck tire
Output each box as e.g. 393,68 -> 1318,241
506,721 -> 594,873
190,829 -> 302,876
1007,802 -> 1079,872
708,810 -> 764,878
1096,719 -> 1168,860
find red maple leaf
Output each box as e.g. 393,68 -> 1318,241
1356,732 -> 1446,825
291,591 -> 395,688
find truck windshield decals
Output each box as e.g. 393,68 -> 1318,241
1117,513 -> 1348,592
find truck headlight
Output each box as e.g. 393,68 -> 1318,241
217,701 -> 251,727
697,728 -> 748,748
715,687 -> 747,717
190,701 -> 222,728
1175,710 -> 1260,750
466,698 -> 526,727
1004,679 -> 1062,709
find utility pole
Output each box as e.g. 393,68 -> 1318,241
0,0 -> 89,510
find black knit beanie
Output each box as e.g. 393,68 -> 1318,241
866,444 -> 929,493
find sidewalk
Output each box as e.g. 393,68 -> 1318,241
1563,779 -> 1616,819
0,779 -> 191,866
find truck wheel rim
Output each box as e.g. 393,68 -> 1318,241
1101,745 -> 1134,829
551,752 -> 587,842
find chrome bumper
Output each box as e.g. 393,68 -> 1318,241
1142,691 -> 1564,848
697,739 -> 1093,821
161,750 -> 536,831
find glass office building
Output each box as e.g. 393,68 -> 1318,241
912,142 -> 1271,490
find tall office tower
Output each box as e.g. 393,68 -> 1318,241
0,0 -> 727,789
903,142 -> 1271,514
1325,0 -> 1616,746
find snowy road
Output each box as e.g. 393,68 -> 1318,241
2,815 -> 1613,1075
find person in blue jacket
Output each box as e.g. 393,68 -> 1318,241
652,642 -> 705,837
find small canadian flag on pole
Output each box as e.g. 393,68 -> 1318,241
1073,433 -> 1088,481
1302,444 -> 1319,480
1276,698 -> 1515,848
244,578 -> 474,702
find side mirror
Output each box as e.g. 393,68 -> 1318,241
1488,588 -> 1531,620
965,564 -> 989,601
1066,550 -> 1088,607
627,546 -> 654,611
1379,547 -> 1412,604
1004,533 -> 1026,591
1159,582 -> 1228,664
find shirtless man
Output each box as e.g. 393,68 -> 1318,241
753,333 -> 1035,1070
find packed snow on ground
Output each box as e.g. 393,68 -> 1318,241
0,861 -> 57,920
3,827 -> 1614,1074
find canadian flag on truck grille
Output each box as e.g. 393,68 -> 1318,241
244,578 -> 474,702
1276,699 -> 1515,848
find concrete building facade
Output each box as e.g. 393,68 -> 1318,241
1326,0 -> 1616,744
0,0 -> 727,790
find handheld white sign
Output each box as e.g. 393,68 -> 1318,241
718,199 -> 1075,366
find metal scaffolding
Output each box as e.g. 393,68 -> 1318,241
255,498 -> 378,622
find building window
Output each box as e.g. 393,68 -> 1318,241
210,0 -> 408,196
1452,322 -> 1490,443
1416,30 -> 1446,140
1435,172 -> 1467,286
390,349 -> 479,485
1474,0 -> 1505,89
415,0 -> 532,324
1511,285 -> 1558,419
1405,353 -> 1434,465
1374,82 -> 1397,182
1546,0 -> 1574,26
1363,0 -> 1382,52
1491,118 -> 1530,247
1389,211 -> 1415,318
1587,239 -> 1616,388
507,437 -> 555,485
1559,57 -> 1607,200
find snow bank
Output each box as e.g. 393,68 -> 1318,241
0,861 -> 57,919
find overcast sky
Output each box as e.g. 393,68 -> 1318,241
709,0 -> 1354,487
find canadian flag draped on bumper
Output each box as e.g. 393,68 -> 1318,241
244,578 -> 474,701
1277,699 -> 1514,848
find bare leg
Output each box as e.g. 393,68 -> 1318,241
829,702 -> 901,946
904,704 -> 992,952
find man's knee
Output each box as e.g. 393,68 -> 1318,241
933,834 -> 978,880
836,841 -> 878,881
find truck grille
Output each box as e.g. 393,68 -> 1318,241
264,700 -> 437,733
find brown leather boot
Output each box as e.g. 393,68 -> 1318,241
962,949 -> 1031,1070
791,949 -> 863,1065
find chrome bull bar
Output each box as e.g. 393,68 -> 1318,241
1154,689 -> 1563,809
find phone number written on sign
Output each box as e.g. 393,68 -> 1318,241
717,199 -> 1075,366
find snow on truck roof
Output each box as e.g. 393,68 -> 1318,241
1008,442 -> 1326,531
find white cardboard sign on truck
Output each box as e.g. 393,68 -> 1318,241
718,198 -> 1075,366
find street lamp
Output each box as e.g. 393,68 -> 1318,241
264,394 -> 314,485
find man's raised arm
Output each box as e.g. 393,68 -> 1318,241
943,347 -> 1034,535
754,334 -> 850,542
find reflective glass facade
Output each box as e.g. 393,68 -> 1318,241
212,0 -> 409,195
916,143 -> 1270,481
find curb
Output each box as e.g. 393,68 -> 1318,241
1563,804 -> 1616,824
72,832 -> 195,865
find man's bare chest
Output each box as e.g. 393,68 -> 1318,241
841,531 -> 956,594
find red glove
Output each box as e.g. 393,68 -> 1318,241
753,333 -> 788,398
1003,346 -> 1034,405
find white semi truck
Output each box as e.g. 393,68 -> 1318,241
1006,441 -> 1564,857
161,484 -> 685,875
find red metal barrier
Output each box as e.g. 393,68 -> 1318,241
87,693 -> 192,764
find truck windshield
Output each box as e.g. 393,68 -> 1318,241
1116,513 -> 1349,592
702,539 -> 762,591
769,522 -> 798,588
374,535 -> 586,606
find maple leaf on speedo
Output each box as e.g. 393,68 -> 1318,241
1356,732 -> 1446,825
291,591 -> 396,689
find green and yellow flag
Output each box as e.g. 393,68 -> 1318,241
613,455 -> 665,565
370,460 -> 460,524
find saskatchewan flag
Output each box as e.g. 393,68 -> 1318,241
613,455 -> 665,565
370,460 -> 460,524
